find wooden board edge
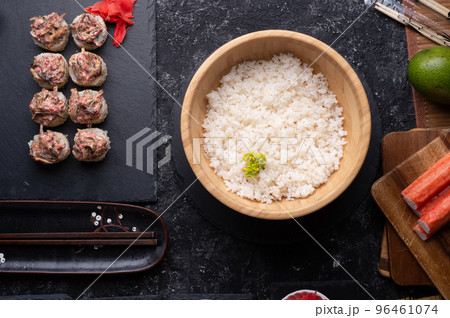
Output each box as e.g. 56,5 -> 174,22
378,224 -> 392,279
371,133 -> 450,298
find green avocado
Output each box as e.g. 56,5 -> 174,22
408,46 -> 450,105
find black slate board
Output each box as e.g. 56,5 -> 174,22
0,0 -> 157,202
173,66 -> 381,244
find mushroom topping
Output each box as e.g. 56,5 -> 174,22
30,12 -> 70,51
30,53 -> 69,89
71,13 -> 107,50
69,89 -> 107,125
29,87 -> 68,127
69,48 -> 107,87
29,127 -> 70,164
73,128 -> 110,162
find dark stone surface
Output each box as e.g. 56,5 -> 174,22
0,0 -> 435,300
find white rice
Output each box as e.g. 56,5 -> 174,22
202,54 -> 347,204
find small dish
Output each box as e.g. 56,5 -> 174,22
0,201 -> 167,274
282,289 -> 329,300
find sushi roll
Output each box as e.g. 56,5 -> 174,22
73,128 -> 110,162
69,48 -> 107,87
71,13 -> 107,50
69,88 -> 108,125
30,53 -> 69,89
30,12 -> 70,52
29,87 -> 68,127
29,127 -> 70,164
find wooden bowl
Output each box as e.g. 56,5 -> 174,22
181,30 -> 371,220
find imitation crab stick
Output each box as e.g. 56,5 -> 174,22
412,224 -> 449,241
414,186 -> 450,217
402,151 -> 450,210
414,224 -> 432,241
402,152 -> 450,197
417,193 -> 450,234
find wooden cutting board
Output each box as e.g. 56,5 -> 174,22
381,129 -> 449,286
379,0 -> 450,284
372,132 -> 450,299
378,0 -> 450,285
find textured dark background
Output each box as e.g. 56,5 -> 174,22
0,0 -> 436,299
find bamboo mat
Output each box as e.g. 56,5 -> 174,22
405,0 -> 450,128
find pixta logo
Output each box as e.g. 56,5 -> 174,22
126,128 -> 171,175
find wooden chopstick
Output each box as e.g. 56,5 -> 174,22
0,239 -> 157,246
375,2 -> 450,47
0,232 -> 155,239
418,0 -> 450,19
0,232 -> 157,246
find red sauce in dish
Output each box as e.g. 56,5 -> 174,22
285,291 -> 324,300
